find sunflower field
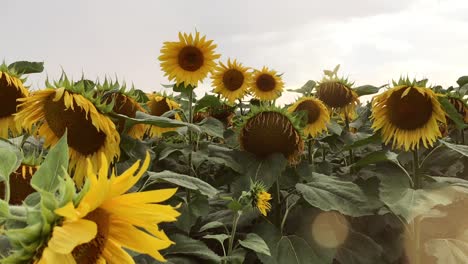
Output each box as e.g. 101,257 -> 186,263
1,31 -> 468,264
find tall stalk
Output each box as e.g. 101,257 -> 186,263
307,137 -> 313,165
411,149 -> 421,264
227,211 -> 241,256
187,89 -> 194,202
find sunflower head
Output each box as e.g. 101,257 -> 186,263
146,93 -> 182,137
159,31 -> 221,87
0,63 -> 29,138
36,153 -> 180,263
15,76 -> 121,187
248,181 -> 272,216
288,96 -> 330,138
316,65 -> 359,120
371,78 -> 446,151
0,162 -> 39,205
239,106 -> 304,164
249,67 -> 284,101
97,79 -> 147,139
447,96 -> 468,124
211,59 -> 251,103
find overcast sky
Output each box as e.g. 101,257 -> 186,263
3,0 -> 468,104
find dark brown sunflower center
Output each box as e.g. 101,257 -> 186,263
256,74 -> 276,92
150,98 -> 174,119
316,82 -> 353,108
44,92 -> 107,155
108,93 -> 138,133
0,74 -> 25,118
178,46 -> 204,72
386,87 -> 433,130
72,208 -> 110,264
240,111 -> 303,161
0,164 -> 37,205
294,100 -> 321,124
222,69 -> 244,91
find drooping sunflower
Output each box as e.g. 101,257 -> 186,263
239,107 -> 304,164
316,66 -> 359,120
288,96 -> 330,137
211,59 -> 251,103
159,31 -> 221,87
15,82 -> 120,187
447,96 -> 468,123
371,79 -> 446,151
0,67 -> 29,138
36,153 -> 180,263
249,67 -> 284,101
146,93 -> 182,137
249,182 -> 272,216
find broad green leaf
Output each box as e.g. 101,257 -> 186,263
176,195 -> 209,234
253,221 -> 282,264
118,111 -> 201,133
439,140 -> 468,157
296,173 -> 376,217
194,94 -> 222,112
147,171 -> 219,198
457,76 -> 468,87
379,170 -> 458,223
166,234 -> 221,263
0,147 -> 19,182
352,150 -> 399,168
31,133 -> 68,193
343,133 -> 381,150
199,221 -> 226,232
221,248 -> 246,264
198,117 -> 224,138
354,85 -> 380,96
203,234 -> 229,245
326,119 -> 343,135
239,233 -> 271,256
246,153 -> 287,189
288,80 -> 316,95
0,199 -> 9,218
335,228 -> 383,264
438,97 -> 468,130
276,236 -> 322,264
425,230 -> 468,264
8,61 -> 44,74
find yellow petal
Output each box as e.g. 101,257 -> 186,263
103,239 -> 135,264
110,188 -> 177,205
47,219 -> 97,254
39,247 -> 76,264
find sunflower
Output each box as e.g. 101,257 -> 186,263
371,82 -> 446,151
107,92 -> 147,139
249,182 -> 272,216
15,88 -> 120,187
211,59 -> 251,103
146,94 -> 182,137
288,97 -> 330,137
159,31 -> 220,87
448,96 -> 468,123
36,153 -> 180,263
0,70 -> 29,138
0,163 -> 38,205
249,67 -> 284,101
239,107 -> 304,164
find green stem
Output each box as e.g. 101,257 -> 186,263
3,180 -> 10,204
187,89 -> 194,201
307,137 -> 313,164
227,211 -> 241,256
461,129 -> 466,145
238,99 -> 244,116
273,181 -> 282,228
412,150 -> 421,189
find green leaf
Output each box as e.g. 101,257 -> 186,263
425,230 -> 468,264
438,97 -> 468,130
166,234 -> 221,263
296,173 -> 376,217
195,95 -> 222,112
439,140 -> 468,157
343,133 -> 381,150
276,236 -> 322,264
288,80 -> 316,95
118,111 -> 202,133
352,150 -> 399,168
176,195 -> 209,233
335,228 -> 383,264
198,117 -> 224,138
379,169 -> 459,223
326,119 -> 342,135
0,146 -> 20,182
239,233 -> 271,256
31,133 -> 68,193
203,234 -> 229,245
253,221 -> 282,264
457,76 -> 468,87
354,85 -> 381,96
8,61 -> 44,74
147,171 -> 219,198
199,221 -> 226,232
222,248 -> 246,264
246,153 -> 287,189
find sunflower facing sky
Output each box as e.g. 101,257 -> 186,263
249,67 -> 284,101
240,107 -> 304,164
159,31 -> 220,87
0,68 -> 29,138
371,80 -> 446,151
15,87 -> 120,187
211,59 -> 251,103
146,93 -> 182,137
288,96 -> 330,138
36,153 -> 180,263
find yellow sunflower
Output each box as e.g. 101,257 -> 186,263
240,108 -> 304,164
211,59 -> 251,103
159,31 -> 221,87
36,153 -> 180,263
288,97 -> 330,137
0,163 -> 38,205
108,92 -> 147,139
249,67 -> 284,101
146,94 -> 182,137
0,70 -> 29,138
371,85 -> 446,151
15,88 -> 120,187
249,182 -> 272,216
